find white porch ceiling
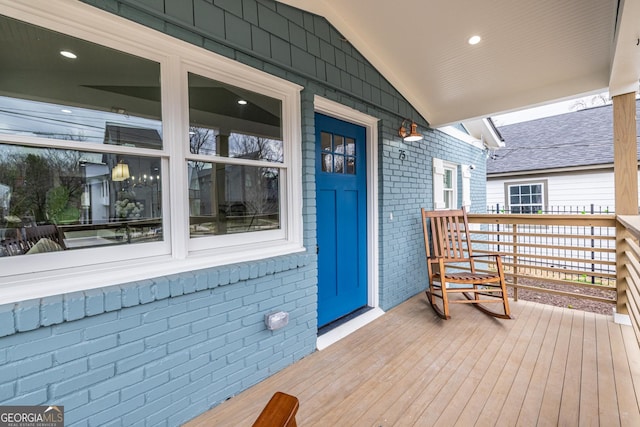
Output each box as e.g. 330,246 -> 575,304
277,0 -> 640,127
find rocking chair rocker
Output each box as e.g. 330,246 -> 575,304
421,207 -> 511,320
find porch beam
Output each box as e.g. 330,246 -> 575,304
613,91 -> 638,316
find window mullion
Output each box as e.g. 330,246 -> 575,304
163,57 -> 189,259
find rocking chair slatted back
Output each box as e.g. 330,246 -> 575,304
424,209 -> 474,268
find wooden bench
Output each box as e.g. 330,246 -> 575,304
251,392 -> 299,427
23,224 -> 66,251
0,224 -> 66,256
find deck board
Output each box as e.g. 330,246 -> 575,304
455,302 -> 541,427
580,312 -> 600,426
350,316 -> 480,425
433,305 -> 532,426
185,294 -> 640,427
558,310 -> 584,426
494,304 -> 554,426
536,305 -> 574,426
596,313 -> 619,427
476,303 -> 551,426
515,306 -> 563,426
317,313 -> 473,425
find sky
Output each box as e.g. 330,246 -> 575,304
492,92 -> 611,126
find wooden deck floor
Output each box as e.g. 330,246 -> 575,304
186,295 -> 640,427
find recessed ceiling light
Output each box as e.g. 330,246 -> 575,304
60,50 -> 77,59
61,109 -> 72,114
237,100 -> 247,105
468,35 -> 481,45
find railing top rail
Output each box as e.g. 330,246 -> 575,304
617,215 -> 640,237
468,213 -> 616,227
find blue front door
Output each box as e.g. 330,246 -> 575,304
315,113 -> 367,327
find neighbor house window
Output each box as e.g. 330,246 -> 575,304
508,183 -> 544,213
433,158 -> 458,209
0,4 -> 302,293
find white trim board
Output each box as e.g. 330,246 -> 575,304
316,307 -> 385,350
613,308 -> 631,326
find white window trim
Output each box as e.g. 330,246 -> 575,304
433,158 -> 458,210
506,181 -> 546,213
0,0 -> 304,305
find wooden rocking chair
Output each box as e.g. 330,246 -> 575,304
252,392 -> 299,427
421,208 -> 511,320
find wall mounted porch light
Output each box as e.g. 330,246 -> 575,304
111,160 -> 130,181
398,119 -> 423,142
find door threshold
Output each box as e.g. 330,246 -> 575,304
316,307 -> 385,350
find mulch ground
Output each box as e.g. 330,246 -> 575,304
509,278 -> 616,316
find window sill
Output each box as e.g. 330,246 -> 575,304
0,240 -> 306,306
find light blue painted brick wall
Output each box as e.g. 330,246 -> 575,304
377,126 -> 487,309
0,255 -> 315,426
0,0 -> 487,425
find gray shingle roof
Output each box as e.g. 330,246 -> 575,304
487,100 -> 640,174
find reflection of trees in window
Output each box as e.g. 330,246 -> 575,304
244,167 -> 279,218
189,126 -> 217,157
0,149 -> 86,224
229,134 -> 283,163
188,132 -> 282,234
189,128 -> 283,163
0,150 -> 22,221
14,154 -> 51,223
187,161 -> 280,235
45,149 -> 84,217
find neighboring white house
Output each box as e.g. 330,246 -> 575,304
487,100 -> 640,213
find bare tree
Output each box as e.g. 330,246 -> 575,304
189,126 -> 216,156
570,93 -> 610,111
243,166 -> 279,219
45,149 -> 84,202
230,134 -> 283,163
228,134 -> 282,219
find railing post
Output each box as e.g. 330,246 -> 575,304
591,203 -> 595,285
613,92 -> 637,316
512,223 -> 518,301
496,203 -> 501,252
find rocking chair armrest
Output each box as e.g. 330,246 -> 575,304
427,254 -> 503,264
427,256 -> 472,264
468,254 -> 502,260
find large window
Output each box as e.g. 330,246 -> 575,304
508,182 -> 545,213
0,3 -> 302,295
